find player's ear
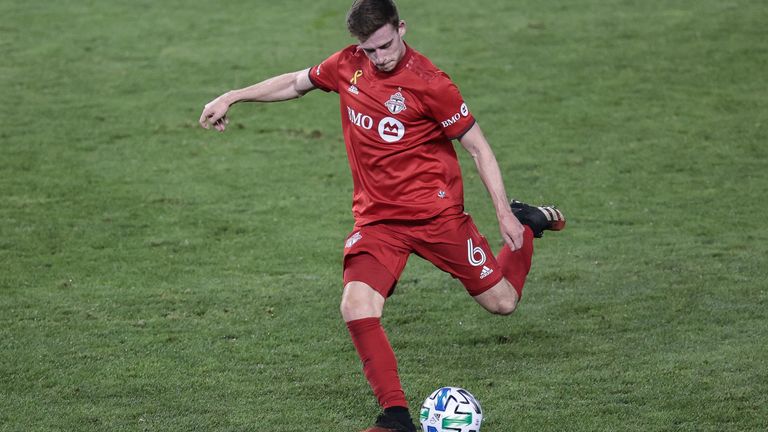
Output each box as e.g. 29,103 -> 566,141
398,20 -> 406,38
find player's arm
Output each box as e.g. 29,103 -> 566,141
199,68 -> 316,132
459,123 -> 526,251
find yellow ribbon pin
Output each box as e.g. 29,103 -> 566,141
350,70 -> 363,85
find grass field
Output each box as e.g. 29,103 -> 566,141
2,0 -> 767,431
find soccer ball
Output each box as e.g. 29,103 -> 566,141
419,387 -> 483,432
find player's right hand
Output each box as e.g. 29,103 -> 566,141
498,210 -> 526,252
199,97 -> 231,132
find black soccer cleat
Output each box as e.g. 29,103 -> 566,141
362,408 -> 417,432
510,199 -> 566,238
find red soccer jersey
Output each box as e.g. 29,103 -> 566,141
309,44 -> 476,225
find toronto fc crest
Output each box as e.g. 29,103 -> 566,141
384,92 -> 407,115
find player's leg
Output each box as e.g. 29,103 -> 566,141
492,200 -> 566,299
342,228 -> 417,432
414,203 -> 564,314
471,223 -> 535,314
342,278 -> 408,412
413,211 -> 518,314
341,279 -> 415,432
341,256 -> 403,409
494,224 -> 535,300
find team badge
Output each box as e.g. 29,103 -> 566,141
384,92 -> 407,115
345,232 -> 362,248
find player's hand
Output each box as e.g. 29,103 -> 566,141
199,97 -> 231,132
498,211 -> 526,251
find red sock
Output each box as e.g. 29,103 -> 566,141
496,225 -> 535,300
346,317 -> 408,409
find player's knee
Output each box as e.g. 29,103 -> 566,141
490,298 -> 517,316
339,294 -> 358,319
339,295 -> 359,319
473,280 -> 518,315
340,282 -> 384,321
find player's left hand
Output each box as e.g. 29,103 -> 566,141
498,211 -> 526,251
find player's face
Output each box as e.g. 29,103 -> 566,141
358,21 -> 407,72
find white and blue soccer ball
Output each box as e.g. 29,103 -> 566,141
419,387 -> 483,432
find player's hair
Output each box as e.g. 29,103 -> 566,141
346,0 -> 400,40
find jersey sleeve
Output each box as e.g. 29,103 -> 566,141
308,50 -> 343,93
424,74 -> 476,140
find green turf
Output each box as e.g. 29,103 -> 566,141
2,0 -> 767,431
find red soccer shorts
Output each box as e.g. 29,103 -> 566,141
342,207 -> 504,297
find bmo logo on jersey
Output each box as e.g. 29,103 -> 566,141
378,117 -> 405,143
347,106 -> 374,130
347,107 -> 406,143
441,102 -> 470,128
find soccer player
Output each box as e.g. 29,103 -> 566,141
199,1 -> 565,430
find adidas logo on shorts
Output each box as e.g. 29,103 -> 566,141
479,265 -> 494,279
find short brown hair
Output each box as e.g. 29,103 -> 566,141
346,0 -> 400,40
